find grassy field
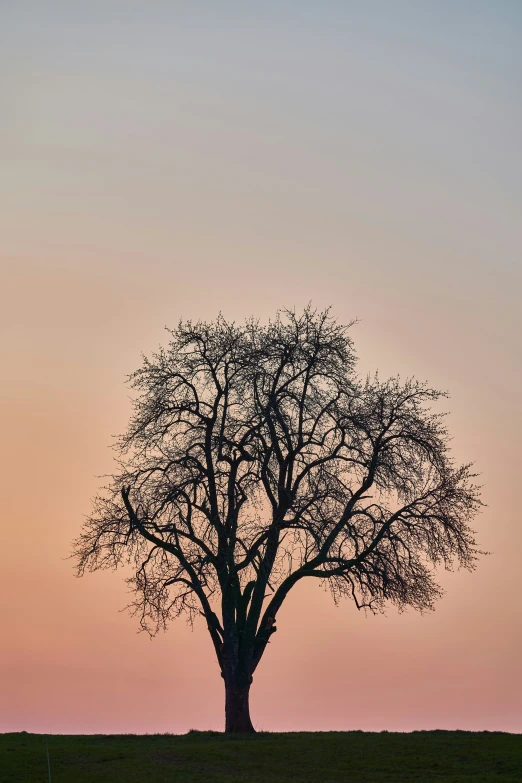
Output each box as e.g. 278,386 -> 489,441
1,729 -> 521,782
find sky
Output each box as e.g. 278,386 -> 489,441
1,1 -> 521,734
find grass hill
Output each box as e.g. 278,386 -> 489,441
1,729 -> 521,782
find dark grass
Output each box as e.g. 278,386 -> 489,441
1,730 -> 521,783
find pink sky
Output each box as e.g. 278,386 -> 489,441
1,3 -> 521,733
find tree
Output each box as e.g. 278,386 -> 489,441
73,307 -> 482,733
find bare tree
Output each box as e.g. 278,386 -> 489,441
73,307 -> 483,732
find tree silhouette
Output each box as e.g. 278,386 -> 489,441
73,308 -> 482,732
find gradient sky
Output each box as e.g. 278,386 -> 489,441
1,1 -> 521,734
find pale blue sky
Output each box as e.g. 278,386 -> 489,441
2,2 -> 520,296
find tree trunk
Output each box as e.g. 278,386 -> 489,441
225,679 -> 255,733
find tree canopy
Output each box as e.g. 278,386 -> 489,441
73,307 -> 482,731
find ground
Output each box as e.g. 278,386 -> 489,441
1,730 -> 521,782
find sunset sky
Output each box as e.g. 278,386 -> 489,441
1,1 -> 521,734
